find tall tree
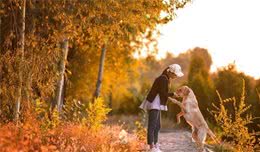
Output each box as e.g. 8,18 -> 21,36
94,45 -> 106,98
214,63 -> 252,100
67,0 -> 191,102
16,0 -> 26,123
0,16 -> 1,43
187,47 -> 214,117
0,0 -> 191,121
213,63 -> 254,125
55,39 -> 69,113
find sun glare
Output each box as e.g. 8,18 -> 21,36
156,0 -> 260,79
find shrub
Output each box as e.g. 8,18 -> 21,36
63,99 -> 87,123
0,122 -> 142,151
85,97 -> 111,131
133,111 -> 147,143
211,80 -> 258,151
134,120 -> 147,142
0,97 -> 145,151
35,99 -> 60,130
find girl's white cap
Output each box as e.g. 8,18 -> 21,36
167,64 -> 184,77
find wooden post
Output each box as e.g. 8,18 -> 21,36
94,45 -> 106,98
16,0 -> 26,124
56,39 -> 69,113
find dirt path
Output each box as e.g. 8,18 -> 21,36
158,129 -> 198,152
138,129 -> 215,152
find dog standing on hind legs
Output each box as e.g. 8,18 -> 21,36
169,86 -> 220,152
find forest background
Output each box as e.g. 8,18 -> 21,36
0,0 -> 259,151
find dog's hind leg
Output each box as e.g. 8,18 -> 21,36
207,128 -> 220,144
191,126 -> 199,143
197,128 -> 207,152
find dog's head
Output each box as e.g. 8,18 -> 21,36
175,86 -> 190,97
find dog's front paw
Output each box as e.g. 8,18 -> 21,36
169,97 -> 178,103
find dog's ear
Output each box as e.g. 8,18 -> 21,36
184,87 -> 190,96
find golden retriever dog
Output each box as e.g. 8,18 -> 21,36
169,86 -> 219,151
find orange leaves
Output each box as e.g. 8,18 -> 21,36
0,0 -> 191,123
0,122 -> 142,151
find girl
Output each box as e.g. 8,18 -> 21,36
139,64 -> 184,152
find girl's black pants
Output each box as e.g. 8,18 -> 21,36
147,109 -> 161,145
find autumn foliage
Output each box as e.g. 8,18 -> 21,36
0,98 -> 143,151
1,0 -> 192,151
211,80 -> 259,151
1,0 -> 260,151
0,122 -> 142,152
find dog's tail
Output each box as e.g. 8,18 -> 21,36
207,128 -> 220,144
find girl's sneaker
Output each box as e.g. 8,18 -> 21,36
149,147 -> 159,152
155,143 -> 162,152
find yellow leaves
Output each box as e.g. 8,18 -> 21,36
1,0 -> 191,123
212,79 -> 257,151
65,69 -> 72,75
85,97 -> 111,131
175,0 -> 192,9
134,120 -> 147,141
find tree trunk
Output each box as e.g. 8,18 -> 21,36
0,17 -> 1,44
55,39 -> 69,113
15,0 -> 26,124
94,45 -> 106,98
109,85 -> 112,108
25,72 -> 32,108
257,88 -> 260,101
0,17 -> 1,109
